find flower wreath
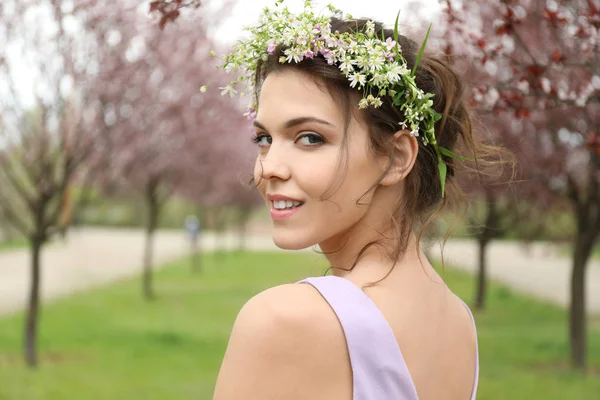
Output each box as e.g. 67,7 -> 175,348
204,0 -> 468,197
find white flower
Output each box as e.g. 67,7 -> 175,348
349,73 -> 366,88
358,98 -> 369,109
282,28 -> 295,44
355,55 -> 370,70
364,39 -> 376,51
372,73 -> 386,86
390,64 -> 409,76
220,84 -> 237,97
369,54 -> 385,72
372,97 -> 383,108
386,70 -> 401,84
348,41 -> 359,54
200,85 -> 208,93
339,55 -> 355,73
284,47 -> 303,63
398,121 -> 408,129
410,128 -> 419,137
365,21 -> 376,38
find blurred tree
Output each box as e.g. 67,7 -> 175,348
88,0 -> 251,296
148,0 -> 202,30
0,0 -> 102,367
441,0 -> 600,369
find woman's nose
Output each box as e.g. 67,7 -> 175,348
257,145 -> 291,182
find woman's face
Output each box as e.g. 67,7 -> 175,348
253,69 -> 391,251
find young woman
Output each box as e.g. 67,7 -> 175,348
211,2 -> 488,399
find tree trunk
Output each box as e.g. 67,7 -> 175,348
473,187 -> 498,310
24,237 -> 43,368
474,238 -> 489,310
143,182 -> 160,301
569,229 -> 596,370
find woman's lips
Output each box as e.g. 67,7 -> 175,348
270,203 -> 303,221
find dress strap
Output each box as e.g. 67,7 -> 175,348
298,276 -> 419,400
456,297 -> 479,400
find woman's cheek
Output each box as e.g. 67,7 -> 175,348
295,160 -> 336,196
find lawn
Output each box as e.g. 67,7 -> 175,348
0,251 -> 599,399
0,238 -> 28,252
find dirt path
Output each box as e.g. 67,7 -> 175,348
428,239 -> 600,314
1,228 -> 598,316
0,228 -> 280,316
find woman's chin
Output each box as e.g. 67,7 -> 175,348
271,232 -> 315,251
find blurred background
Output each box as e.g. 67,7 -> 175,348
0,0 -> 598,399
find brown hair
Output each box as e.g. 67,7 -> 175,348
252,17 -> 507,282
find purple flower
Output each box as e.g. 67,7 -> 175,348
267,42 -> 276,54
320,49 -> 335,65
314,24 -> 321,32
244,107 -> 257,121
385,37 -> 397,51
304,49 -> 315,59
324,35 -> 336,47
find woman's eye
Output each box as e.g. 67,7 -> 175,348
296,133 -> 324,146
251,134 -> 271,147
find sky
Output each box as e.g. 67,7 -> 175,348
208,0 -> 442,44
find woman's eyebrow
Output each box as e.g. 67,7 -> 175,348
253,116 -> 336,132
283,116 -> 336,129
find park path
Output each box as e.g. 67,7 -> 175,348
428,240 -> 600,314
0,228 -> 280,316
0,228 -> 599,316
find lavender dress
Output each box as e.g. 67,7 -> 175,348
298,276 -> 479,400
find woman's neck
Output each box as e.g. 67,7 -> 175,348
320,224 -> 429,283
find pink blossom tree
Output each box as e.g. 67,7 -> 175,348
441,0 -> 600,369
88,0 -> 248,295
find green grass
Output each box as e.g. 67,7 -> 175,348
0,238 -> 28,252
0,252 -> 599,399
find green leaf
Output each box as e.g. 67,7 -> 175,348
381,28 -> 386,41
412,23 -> 432,77
438,158 -> 447,198
439,146 -> 473,161
394,10 -> 400,45
393,90 -> 405,105
433,112 -> 442,122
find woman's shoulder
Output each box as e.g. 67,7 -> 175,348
234,283 -> 338,337
213,283 -> 351,400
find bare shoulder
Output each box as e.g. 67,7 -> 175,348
213,283 -> 351,400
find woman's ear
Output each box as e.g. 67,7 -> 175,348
379,130 -> 419,187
